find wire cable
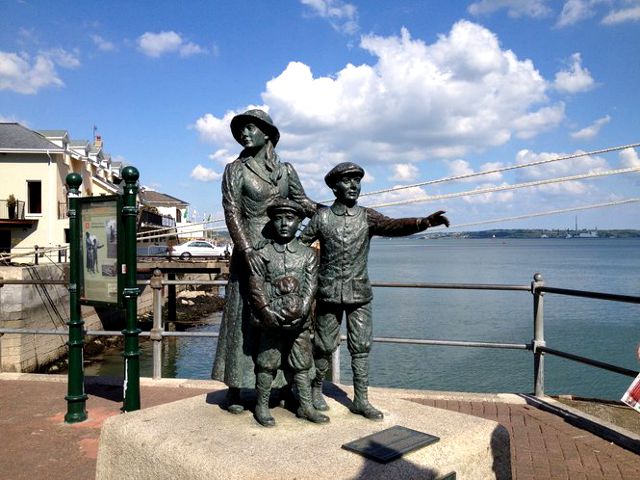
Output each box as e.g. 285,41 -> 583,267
358,142 -> 640,199
366,166 -> 640,209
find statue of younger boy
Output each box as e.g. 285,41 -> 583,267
300,162 -> 449,420
247,198 -> 330,427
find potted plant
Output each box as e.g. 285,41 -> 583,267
7,194 -> 16,219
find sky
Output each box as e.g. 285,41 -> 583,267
1,0 -> 639,231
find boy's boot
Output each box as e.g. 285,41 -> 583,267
226,387 -> 244,414
295,371 -> 330,424
350,353 -> 383,420
312,356 -> 330,411
254,371 -> 275,427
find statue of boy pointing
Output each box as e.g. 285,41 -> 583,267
300,162 -> 449,420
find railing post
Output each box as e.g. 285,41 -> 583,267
122,166 -> 141,412
150,269 -> 164,380
64,173 -> 87,423
34,245 -> 39,265
330,342 -> 341,384
58,245 -> 62,263
532,273 -> 545,397
167,272 -> 177,325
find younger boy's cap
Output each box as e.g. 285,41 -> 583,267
324,162 -> 365,187
267,198 -> 305,219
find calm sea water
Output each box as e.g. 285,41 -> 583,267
87,238 -> 640,400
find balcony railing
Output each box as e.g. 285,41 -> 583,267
0,199 -> 25,220
58,201 -> 68,219
139,210 -> 176,228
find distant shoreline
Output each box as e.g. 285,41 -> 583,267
411,229 -> 640,239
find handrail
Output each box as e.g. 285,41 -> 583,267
538,346 -> 639,378
1,273 -> 638,398
539,286 -> 640,304
372,281 -> 531,291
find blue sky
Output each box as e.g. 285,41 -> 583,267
2,0 -> 639,230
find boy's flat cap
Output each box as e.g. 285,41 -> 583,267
324,162 -> 365,187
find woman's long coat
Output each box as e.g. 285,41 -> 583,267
211,152 -> 316,388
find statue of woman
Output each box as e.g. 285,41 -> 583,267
211,109 -> 318,413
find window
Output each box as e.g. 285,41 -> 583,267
27,181 -> 42,214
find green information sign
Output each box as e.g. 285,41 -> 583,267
79,195 -> 123,307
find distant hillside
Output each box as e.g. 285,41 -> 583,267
418,229 -> 640,239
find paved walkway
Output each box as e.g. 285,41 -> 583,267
411,397 -> 640,480
1,374 -> 638,480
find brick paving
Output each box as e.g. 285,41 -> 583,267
1,375 -> 639,479
410,397 -> 640,480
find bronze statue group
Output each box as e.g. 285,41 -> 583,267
211,109 -> 449,427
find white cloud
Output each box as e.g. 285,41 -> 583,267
461,183 -> 515,204
42,48 -> 81,69
391,163 -> 419,182
553,53 -> 595,93
91,34 -> 116,52
0,51 -> 63,94
190,164 -> 222,182
208,149 -> 236,166
195,21 -> 565,187
364,186 -> 429,209
137,31 -> 207,58
512,103 -> 566,139
570,115 -> 611,140
556,0 -> 599,27
468,0 -> 552,18
300,0 -> 359,34
445,159 -> 504,183
514,149 -> 610,181
619,148 -> 640,168
602,5 -> 640,24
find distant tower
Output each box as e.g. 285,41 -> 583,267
575,215 -> 578,233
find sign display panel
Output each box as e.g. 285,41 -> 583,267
79,196 -> 122,306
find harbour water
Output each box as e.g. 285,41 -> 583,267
87,238 -> 640,400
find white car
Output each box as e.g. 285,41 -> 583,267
168,240 -> 230,260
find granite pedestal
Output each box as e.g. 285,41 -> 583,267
96,386 -> 511,479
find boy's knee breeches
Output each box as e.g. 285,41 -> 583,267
256,328 -> 313,372
314,301 -> 373,357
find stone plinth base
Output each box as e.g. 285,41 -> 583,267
96,386 -> 511,479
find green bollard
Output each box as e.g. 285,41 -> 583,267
65,172 -> 88,423
121,166 -> 141,412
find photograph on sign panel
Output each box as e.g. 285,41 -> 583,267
81,200 -> 118,304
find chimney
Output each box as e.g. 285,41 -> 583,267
94,135 -> 103,149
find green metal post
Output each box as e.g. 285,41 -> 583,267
122,166 -> 141,412
65,173 -> 88,423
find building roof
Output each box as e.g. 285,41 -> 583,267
37,130 -> 68,138
69,139 -> 90,147
0,123 -> 64,152
139,189 -> 189,207
92,175 -> 121,194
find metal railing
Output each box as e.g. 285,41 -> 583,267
0,199 -> 25,220
139,210 -> 176,228
58,201 -> 68,219
0,272 -> 638,396
0,245 -> 69,265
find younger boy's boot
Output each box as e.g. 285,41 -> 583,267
226,387 -> 244,414
295,371 -> 330,424
350,353 -> 383,420
254,371 -> 275,427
